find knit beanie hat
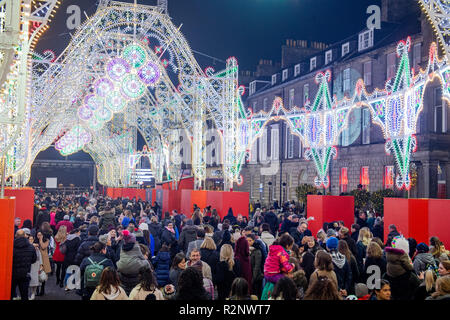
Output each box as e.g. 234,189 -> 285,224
122,229 -> 136,244
391,236 -> 409,256
326,228 -> 336,238
355,283 -> 369,298
99,234 -> 108,245
326,236 -> 339,250
416,242 -> 429,253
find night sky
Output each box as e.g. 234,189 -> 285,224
36,0 -> 382,72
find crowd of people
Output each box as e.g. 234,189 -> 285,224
10,192 -> 450,301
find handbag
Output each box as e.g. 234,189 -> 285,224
39,270 -> 48,283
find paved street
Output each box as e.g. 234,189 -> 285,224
35,273 -> 79,301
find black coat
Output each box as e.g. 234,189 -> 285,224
215,260 -> 241,300
300,251 -> 316,281
148,222 -> 162,254
200,248 -> 219,279
290,228 -> 312,247
63,235 -> 81,266
12,237 -> 37,279
383,270 -> 421,300
263,211 -> 279,236
342,235 -> 358,258
36,211 -> 50,229
75,235 -> 99,265
362,256 -> 387,283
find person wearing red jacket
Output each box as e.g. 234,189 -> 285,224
55,215 -> 74,233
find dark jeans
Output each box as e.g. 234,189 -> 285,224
55,262 -> 63,283
11,276 -> 30,300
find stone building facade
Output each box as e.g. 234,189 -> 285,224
233,3 -> 450,204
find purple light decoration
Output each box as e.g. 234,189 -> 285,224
94,78 -> 114,97
78,105 -> 94,121
138,61 -> 161,85
84,94 -> 102,111
107,58 -> 131,81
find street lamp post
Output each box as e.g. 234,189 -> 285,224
268,181 -> 272,207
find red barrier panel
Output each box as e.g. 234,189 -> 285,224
106,188 -> 146,200
222,192 -> 249,219
0,198 -> 15,300
307,195 -> 354,237
206,191 -> 223,216
4,188 -> 34,223
162,190 -> 182,213
384,198 -> 429,244
428,199 -> 450,248
180,190 -> 193,216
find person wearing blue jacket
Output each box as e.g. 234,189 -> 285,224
152,244 -> 171,287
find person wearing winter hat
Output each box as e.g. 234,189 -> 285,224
55,214 -> 74,233
121,216 -> 131,229
116,229 -> 151,295
355,283 -> 370,300
74,224 -> 99,265
413,242 -> 437,276
383,236 -> 420,300
326,237 -> 352,297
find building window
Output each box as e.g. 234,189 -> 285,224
294,64 -> 300,76
340,167 -> 348,193
360,166 -> 370,190
310,57 -> 317,71
303,84 -> 309,105
289,88 -> 295,108
286,130 -> 294,159
362,108 -> 371,144
263,98 -> 268,110
249,81 -> 256,95
272,74 -> 277,85
342,42 -> 350,57
358,29 -> 374,51
413,43 -> 422,70
325,50 -> 332,64
282,69 -> 288,82
363,61 -> 372,86
252,101 -> 257,112
343,68 -> 351,92
384,166 -> 394,189
387,52 -> 397,79
434,87 -> 447,132
271,126 -> 279,160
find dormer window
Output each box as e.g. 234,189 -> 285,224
282,69 -> 288,82
310,57 -> 317,71
294,64 -> 300,76
249,81 -> 256,96
325,50 -> 332,64
358,29 -> 374,51
342,42 -> 350,56
272,74 -> 277,85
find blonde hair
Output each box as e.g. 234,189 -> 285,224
200,236 -> 217,251
367,241 -> 383,259
317,230 -> 326,242
424,270 -> 437,292
220,244 -> 235,271
358,227 -> 372,246
431,275 -> 450,298
55,225 -> 67,243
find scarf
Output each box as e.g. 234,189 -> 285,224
166,226 -> 175,234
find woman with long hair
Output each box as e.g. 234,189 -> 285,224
234,236 -> 252,293
369,279 -> 391,300
174,267 -> 210,300
430,236 -> 449,263
200,236 -> 219,280
52,225 -> 67,287
356,227 -> 372,273
170,253 -> 186,289
215,244 -> 241,300
228,277 -> 258,300
35,222 -> 52,296
438,260 -> 450,277
304,276 -> 342,300
338,240 -> 359,291
90,267 -> 128,300
362,241 -> 386,283
270,276 -> 298,300
414,269 -> 437,300
426,275 -> 450,300
129,268 -> 164,300
308,250 -> 338,291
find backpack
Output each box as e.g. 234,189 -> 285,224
84,258 -> 107,288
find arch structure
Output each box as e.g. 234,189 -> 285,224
1,1 -> 253,191
246,37 -> 450,191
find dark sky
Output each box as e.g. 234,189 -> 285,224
36,0 -> 381,72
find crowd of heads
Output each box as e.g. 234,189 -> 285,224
10,193 -> 450,301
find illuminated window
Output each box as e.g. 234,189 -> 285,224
384,166 -> 394,189
340,167 -> 348,193
360,166 -> 370,190
303,84 -> 309,105
289,88 -> 295,108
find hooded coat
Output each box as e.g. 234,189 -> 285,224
75,235 -> 99,265
413,252 -> 437,275
264,244 -> 293,276
235,236 -> 252,292
330,251 -> 352,292
200,247 -> 219,279
148,222 -> 162,254
383,247 -> 421,300
99,210 -> 117,231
